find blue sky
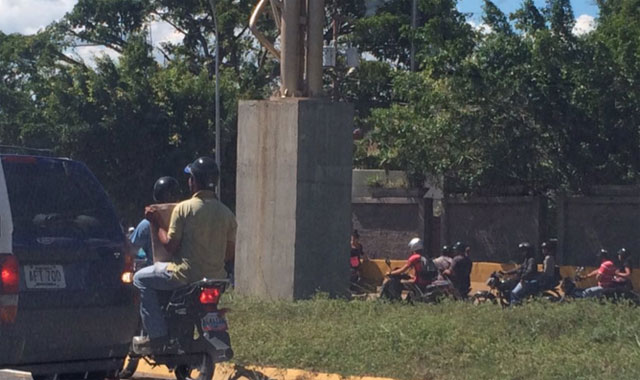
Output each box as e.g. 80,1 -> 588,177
457,0 -> 599,22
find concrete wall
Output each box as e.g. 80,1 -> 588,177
558,194 -> 640,266
352,198 -> 422,260
442,196 -> 544,263
235,99 -> 353,300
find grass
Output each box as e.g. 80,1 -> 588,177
222,293 -> 640,380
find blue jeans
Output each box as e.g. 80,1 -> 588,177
133,262 -> 183,339
510,280 -> 539,304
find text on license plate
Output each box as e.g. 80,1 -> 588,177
24,265 -> 66,289
202,312 -> 227,332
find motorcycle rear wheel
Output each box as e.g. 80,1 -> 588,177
174,353 -> 215,380
471,291 -> 497,305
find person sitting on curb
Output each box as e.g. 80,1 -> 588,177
580,249 -> 617,298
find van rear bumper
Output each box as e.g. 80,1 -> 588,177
7,357 -> 125,376
0,303 -> 137,369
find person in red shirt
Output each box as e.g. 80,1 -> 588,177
387,238 -> 436,289
581,249 -> 617,298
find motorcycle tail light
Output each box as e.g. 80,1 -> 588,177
200,287 -> 221,305
121,252 -> 134,284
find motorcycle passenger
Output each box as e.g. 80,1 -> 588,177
130,176 -> 181,266
539,241 -> 559,290
443,242 -> 472,299
503,242 -> 539,305
133,157 -> 237,353
387,238 -> 437,290
433,245 -> 453,273
613,248 -> 633,290
581,249 -> 617,298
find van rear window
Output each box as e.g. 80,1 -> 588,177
2,157 -> 121,241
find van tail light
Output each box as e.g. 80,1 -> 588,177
200,287 -> 221,305
0,254 -> 19,324
121,252 -> 134,284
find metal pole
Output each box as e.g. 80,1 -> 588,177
307,0 -> 324,97
410,0 -> 417,72
209,0 -> 221,197
281,0 -> 301,96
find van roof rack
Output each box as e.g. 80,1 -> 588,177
0,145 -> 56,157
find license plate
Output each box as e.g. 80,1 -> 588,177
24,265 -> 66,289
201,312 -> 227,332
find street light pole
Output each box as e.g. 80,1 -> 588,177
410,0 -> 417,72
208,0 -> 221,198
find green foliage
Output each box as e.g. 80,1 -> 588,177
0,0 -> 278,222
226,295 -> 640,380
352,0 -> 640,193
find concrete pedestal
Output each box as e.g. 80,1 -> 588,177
235,99 -> 353,300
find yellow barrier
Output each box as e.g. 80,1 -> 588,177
358,259 -> 639,290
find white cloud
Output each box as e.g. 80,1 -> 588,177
467,20 -> 492,35
0,0 -> 77,34
573,14 -> 596,36
70,45 -> 121,66
150,20 -> 184,46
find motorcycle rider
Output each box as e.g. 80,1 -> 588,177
580,249 -> 616,298
613,248 -> 633,290
387,237 -> 437,290
502,242 -> 538,304
539,240 -> 559,290
130,176 -> 181,266
133,157 -> 237,353
443,242 -> 472,299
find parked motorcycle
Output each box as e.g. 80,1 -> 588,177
126,278 -> 233,380
472,271 -> 561,306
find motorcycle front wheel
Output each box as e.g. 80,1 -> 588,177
175,352 -> 215,380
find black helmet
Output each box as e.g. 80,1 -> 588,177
596,249 -> 609,259
617,248 -> 629,260
153,176 -> 180,203
453,241 -> 467,253
518,242 -> 532,250
184,156 -> 219,190
541,240 -> 557,254
441,245 -> 452,254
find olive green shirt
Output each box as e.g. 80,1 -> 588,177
166,190 -> 237,283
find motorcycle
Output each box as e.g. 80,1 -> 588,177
126,278 -> 233,380
472,271 -> 561,307
561,267 -> 640,305
379,258 -> 460,303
